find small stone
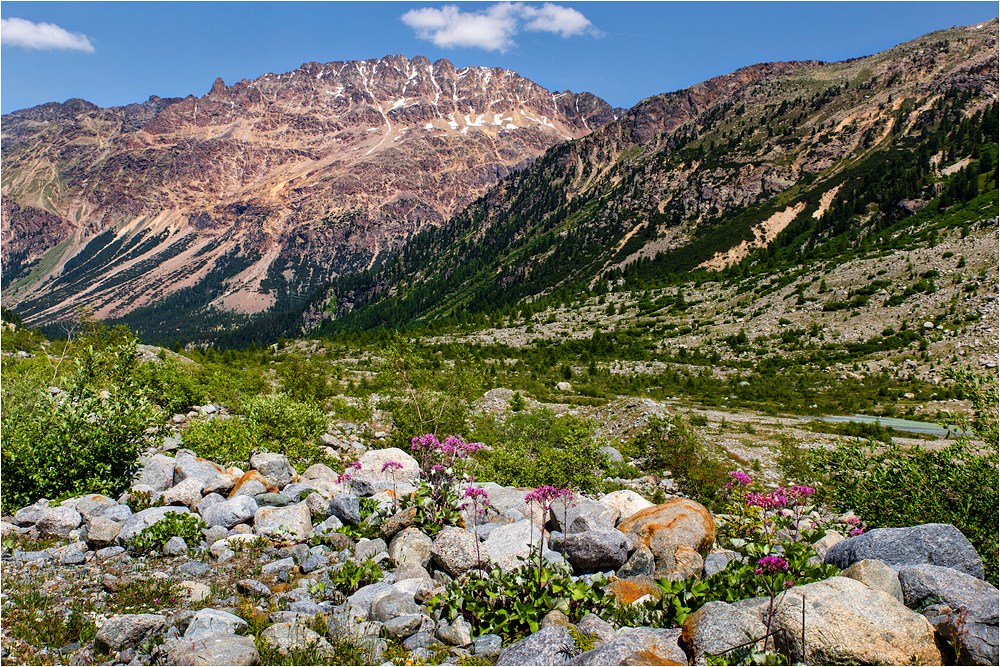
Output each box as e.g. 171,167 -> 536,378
163,536 -> 189,556
383,614 -> 424,640
237,579 -> 273,597
94,614 -> 168,653
250,452 -> 297,489
184,608 -> 249,639
160,478 -> 205,509
498,626 -> 575,665
36,506 -> 82,539
160,634 -> 260,666
381,507 -> 418,540
473,634 -> 503,658
437,616 -> 474,647
254,492 -> 291,507
59,545 -> 87,565
254,503 -> 313,543
371,591 -> 420,623
177,581 -> 212,603
389,527 -> 433,569
540,609 -> 570,628
617,547 -> 655,578
329,495 -> 361,525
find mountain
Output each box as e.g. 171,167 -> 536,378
321,20 -> 998,331
1,55 -> 618,335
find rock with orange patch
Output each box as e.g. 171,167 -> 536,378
569,627 -> 687,666
173,452 -> 226,486
609,576 -> 661,605
617,498 -> 715,578
228,471 -> 278,498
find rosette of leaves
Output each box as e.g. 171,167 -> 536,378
430,559 -> 606,641
406,478 -> 464,537
129,512 -> 207,554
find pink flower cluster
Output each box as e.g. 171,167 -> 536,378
411,433 -> 485,472
381,461 -> 404,473
336,461 -> 362,484
524,485 -> 573,511
728,470 -> 753,487
746,489 -> 789,509
846,516 -> 865,536
755,555 -> 790,575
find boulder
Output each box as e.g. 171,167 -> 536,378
569,627 -> 686,666
575,614 -> 616,646
135,454 -> 176,492
436,616 -> 474,647
253,503 -> 312,543
94,613 -> 168,652
329,494 -> 362,525
599,490 -> 655,524
381,506 -> 417,540
259,622 -> 334,657
371,591 -> 421,624
36,506 -> 82,539
353,448 -> 420,485
841,559 -> 903,602
497,626 -> 576,665
117,506 -> 190,544
618,546 -> 656,578
551,530 -> 629,571
766,575 -> 942,665
229,471 -> 276,498
344,582 -> 395,621
703,549 -> 741,578
549,496 -> 619,534
249,452 -> 297,489
681,601 -> 767,664
810,529 -> 845,561
174,452 -> 227,487
383,614 -> 424,640
63,494 -> 119,522
473,633 -> 503,658
201,496 -> 258,529
431,527 -> 482,577
159,634 -> 260,665
302,463 -> 339,484
898,563 -> 999,666
483,519 -> 557,571
184,609 -> 249,639
12,500 -> 49,527
86,517 -> 123,549
617,498 -> 714,578
203,471 -> 238,496
388,527 -> 433,569
825,523 -> 984,579
160,478 -> 205,510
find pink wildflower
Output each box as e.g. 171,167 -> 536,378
381,461 -> 404,473
729,470 -> 752,486
754,556 -> 789,575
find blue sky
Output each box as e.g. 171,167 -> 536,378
2,2 -> 996,114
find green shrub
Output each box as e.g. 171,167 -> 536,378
806,439 -> 998,586
473,409 -> 608,493
625,416 -> 729,510
183,393 -> 329,469
135,358 -> 207,415
0,326 -> 162,511
129,511 -> 207,554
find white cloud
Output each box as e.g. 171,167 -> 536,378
520,3 -> 592,38
1,17 -> 95,53
401,3 -> 594,52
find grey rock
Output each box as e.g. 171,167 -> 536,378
574,614 -> 616,646
250,453 -> 297,489
570,627 -> 686,666
260,622 -> 334,657
202,524 -> 229,544
98,504 -> 133,523
329,494 -> 362,525
825,523 -> 984,579
355,538 -> 389,563
541,609 -> 570,628
681,600 -> 768,664
598,490 -> 654,523
203,472 -> 237,496
498,626 -> 576,665
163,536 -> 189,556
314,515 -> 344,536
36,506 -> 82,538
64,494 -> 119,522
201,496 -> 257,529
898,564 -> 999,666
254,503 -> 313,543
159,634 -> 260,666
344,582 -> 395,621
383,614 -> 424,640
484,519 -> 556,571
86,516 -> 124,549
11,500 -> 49,527
389,527 -> 433,569
160,478 -> 205,510
436,616 -> 473,647
473,634 -> 503,658
431,527 -> 482,577
117,506 -> 191,544
395,562 -> 431,582
197,493 -> 226,515
287,600 -> 324,615
237,579 -> 273,597
353,448 -> 420,486
371,591 -> 420,623
95,546 -> 126,560
178,561 -> 212,577
704,549 -> 741,578
94,613 -> 168,652
174,452 -> 226,486
280,482 -> 317,504
618,546 -> 655,578
261,557 -> 296,578
254,492 -> 290,507
136,454 -> 176,492
549,496 -> 618,534
551,530 -> 629,571
13,549 -> 53,563
304,492 -> 329,517
599,445 -> 623,463
58,545 -> 87,565
404,632 -> 444,651
841,559 -> 903,602
231,479 -> 268,498
184,609 -> 249,639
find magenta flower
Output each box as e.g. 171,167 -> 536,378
382,461 -> 404,473
729,470 -> 752,486
787,485 -> 816,501
850,527 -> 864,537
431,464 -> 445,473
463,486 -> 489,501
350,461 -> 362,470
461,441 -> 486,454
754,555 -> 789,575
846,516 -> 861,526
746,490 -> 788,509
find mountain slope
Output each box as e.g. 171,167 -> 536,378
1,55 -> 617,332
321,20 -> 998,331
